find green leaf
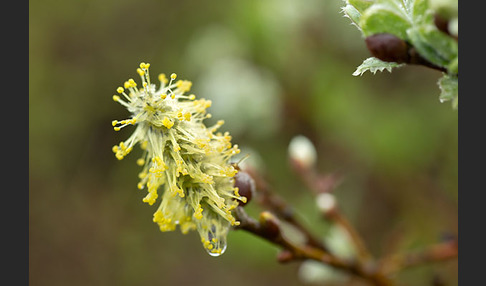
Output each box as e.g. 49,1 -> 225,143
359,4 -> 411,39
407,24 -> 458,68
352,57 -> 405,76
347,0 -> 374,13
342,4 -> 363,29
437,74 -> 458,109
447,56 -> 458,75
411,0 -> 429,23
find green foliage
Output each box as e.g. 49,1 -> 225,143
352,57 -> 405,76
359,4 -> 411,39
438,74 -> 458,109
342,0 -> 458,108
407,23 -> 458,68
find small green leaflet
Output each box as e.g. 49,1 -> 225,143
352,57 -> 405,76
437,74 -> 458,109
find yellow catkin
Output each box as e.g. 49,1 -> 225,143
111,62 -> 245,256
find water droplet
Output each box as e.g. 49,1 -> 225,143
206,243 -> 227,257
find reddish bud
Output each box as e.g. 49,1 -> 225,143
259,211 -> 281,240
234,171 -> 255,206
365,33 -> 409,63
277,250 -> 294,263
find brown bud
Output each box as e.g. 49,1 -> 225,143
234,171 -> 256,206
365,33 -> 410,63
277,249 -> 295,263
434,14 -> 450,35
259,211 -> 281,240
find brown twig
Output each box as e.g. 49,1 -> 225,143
290,160 -> 374,264
379,239 -> 458,275
324,207 -> 374,263
238,161 -> 457,285
244,166 -> 330,252
234,207 -> 394,286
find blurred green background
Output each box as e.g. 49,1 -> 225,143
29,0 -> 457,285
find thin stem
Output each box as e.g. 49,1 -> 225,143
379,240 -> 458,275
234,207 -> 394,286
245,167 -> 330,252
291,163 -> 373,263
326,208 -> 374,263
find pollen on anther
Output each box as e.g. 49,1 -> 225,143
170,73 -> 177,80
158,73 -> 168,84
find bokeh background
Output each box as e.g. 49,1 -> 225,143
29,0 -> 458,285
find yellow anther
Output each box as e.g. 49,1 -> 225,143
170,73 -> 177,80
128,79 -> 136,87
137,68 -> 145,76
124,81 -> 130,89
143,82 -> 148,88
184,112 -> 191,121
112,120 -> 118,126
112,95 -> 120,102
143,191 -> 158,205
137,182 -> 144,190
137,158 -> 145,166
189,94 -> 196,100
139,62 -> 146,69
176,80 -> 192,92
117,87 -> 124,94
171,94 -> 176,99
162,117 -> 174,129
158,73 -> 168,84
153,210 -> 164,223
114,127 -> 121,131
141,141 -> 148,150
194,205 -> 204,220
161,93 -> 167,99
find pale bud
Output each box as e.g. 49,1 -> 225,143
316,193 -> 336,214
288,135 -> 317,169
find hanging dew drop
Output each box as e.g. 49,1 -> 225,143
206,242 -> 227,257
